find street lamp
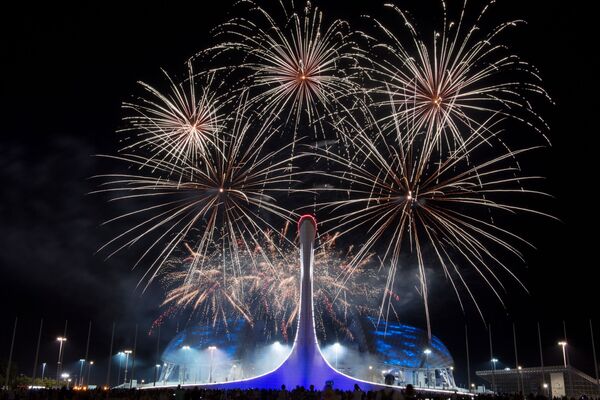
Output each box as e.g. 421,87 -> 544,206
116,352 -> 125,386
334,342 -> 341,369
558,341 -> 568,368
123,350 -> 132,385
41,362 -> 47,381
154,364 -> 161,387
78,359 -> 85,386
424,349 -> 432,388
61,373 -> 70,389
182,346 -> 191,384
86,361 -> 94,387
491,358 -> 498,393
208,346 -> 217,383
56,337 -> 67,381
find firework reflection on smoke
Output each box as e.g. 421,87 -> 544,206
364,1 -> 550,150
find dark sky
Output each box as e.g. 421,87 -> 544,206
1,0 -> 598,388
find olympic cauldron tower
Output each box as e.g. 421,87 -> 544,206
176,215 -> 384,390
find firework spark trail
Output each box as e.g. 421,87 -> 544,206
119,62 -> 231,172
312,100 -> 553,339
361,1 -> 551,152
203,0 -> 367,141
96,94 -> 301,291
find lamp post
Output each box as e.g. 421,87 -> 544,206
78,359 -> 85,386
491,358 -> 498,393
334,343 -> 341,370
154,364 -> 161,386
558,341 -> 568,368
424,349 -> 432,388
208,346 -> 216,383
56,337 -> 67,381
182,346 -> 191,384
41,363 -> 47,382
116,352 -> 124,386
61,373 -> 70,389
86,361 -> 94,387
123,350 -> 132,385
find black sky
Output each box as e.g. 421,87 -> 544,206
1,0 -> 598,387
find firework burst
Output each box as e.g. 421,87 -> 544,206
363,1 -> 551,151
120,62 -> 230,170
314,102 -> 552,339
157,225 -> 380,339
160,246 -> 255,329
96,94 -> 299,289
205,0 -> 364,137
250,228 -> 379,341
99,0 -> 553,336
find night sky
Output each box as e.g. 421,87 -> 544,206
1,0 -> 598,388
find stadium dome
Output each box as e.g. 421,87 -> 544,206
367,318 -> 454,369
159,316 -> 455,388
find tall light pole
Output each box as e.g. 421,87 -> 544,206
78,359 -> 85,386
182,346 -> 191,384
41,363 -> 47,382
558,341 -> 568,368
116,352 -> 124,385
154,364 -> 161,386
424,349 -> 432,388
86,361 -> 94,387
334,343 -> 341,370
491,358 -> 499,393
208,346 -> 216,383
123,350 -> 132,385
61,373 -> 70,389
56,337 -> 67,381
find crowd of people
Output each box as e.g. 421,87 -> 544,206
1,384 -> 596,400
